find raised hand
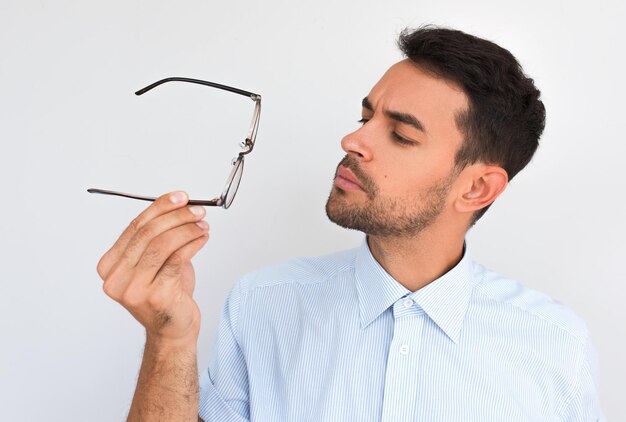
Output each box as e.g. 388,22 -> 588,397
97,191 -> 209,346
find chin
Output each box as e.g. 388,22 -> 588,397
325,190 -> 368,231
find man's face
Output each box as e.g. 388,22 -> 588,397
326,60 -> 469,237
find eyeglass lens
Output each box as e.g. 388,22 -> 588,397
224,158 -> 245,209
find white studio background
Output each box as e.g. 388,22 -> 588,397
1,1 -> 624,420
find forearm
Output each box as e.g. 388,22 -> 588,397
127,336 -> 199,421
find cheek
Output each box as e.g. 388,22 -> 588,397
370,143 -> 454,196
378,168 -> 419,196
376,163 -> 442,198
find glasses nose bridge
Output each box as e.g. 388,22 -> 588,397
238,140 -> 254,156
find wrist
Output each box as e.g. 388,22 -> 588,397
145,333 -> 198,356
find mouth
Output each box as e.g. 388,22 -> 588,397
334,165 -> 364,192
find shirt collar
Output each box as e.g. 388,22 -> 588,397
354,237 -> 475,344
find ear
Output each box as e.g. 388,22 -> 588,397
454,165 -> 508,214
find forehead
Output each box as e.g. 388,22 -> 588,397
367,60 -> 469,141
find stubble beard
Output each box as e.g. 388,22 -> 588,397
325,156 -> 456,238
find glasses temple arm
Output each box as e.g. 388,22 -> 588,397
135,77 -> 260,100
87,188 -> 221,206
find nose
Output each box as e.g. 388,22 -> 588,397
340,125 -> 373,162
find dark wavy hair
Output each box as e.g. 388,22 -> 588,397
397,26 -> 546,225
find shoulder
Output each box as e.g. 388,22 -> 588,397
471,261 -> 589,345
236,246 -> 359,294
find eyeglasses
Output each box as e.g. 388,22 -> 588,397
87,77 -> 261,209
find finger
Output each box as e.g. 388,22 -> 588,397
119,204 -> 206,269
152,235 -> 209,296
173,232 -> 210,263
101,209 -> 206,300
154,233 -> 209,281
101,257 -> 135,302
128,236 -> 208,329
104,232 -> 208,335
97,191 -> 189,279
133,221 -> 209,287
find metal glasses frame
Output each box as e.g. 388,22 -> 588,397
87,77 -> 261,208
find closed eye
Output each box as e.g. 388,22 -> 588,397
357,118 -> 416,146
391,132 -> 414,146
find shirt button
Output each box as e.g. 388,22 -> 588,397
403,298 -> 414,308
399,344 -> 410,355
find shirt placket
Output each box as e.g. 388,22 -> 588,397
381,296 -> 426,421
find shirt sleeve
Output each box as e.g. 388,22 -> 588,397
198,281 -> 250,422
559,333 -> 606,422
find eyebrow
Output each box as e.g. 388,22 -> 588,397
362,96 -> 426,133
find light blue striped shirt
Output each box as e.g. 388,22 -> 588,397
199,239 -> 604,421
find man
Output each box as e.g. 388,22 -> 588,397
97,26 -> 604,420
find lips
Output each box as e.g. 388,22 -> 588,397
335,165 -> 364,191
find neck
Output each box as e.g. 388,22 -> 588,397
366,228 -> 465,292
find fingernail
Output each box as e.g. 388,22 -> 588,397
196,220 -> 209,229
189,206 -> 205,216
170,192 -> 187,204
